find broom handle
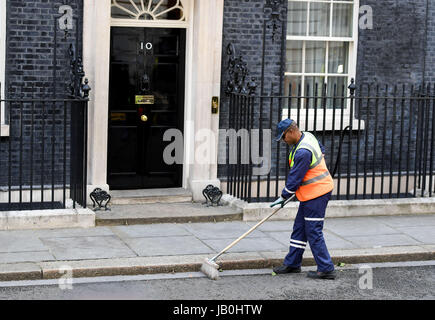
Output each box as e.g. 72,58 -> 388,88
210,194 -> 296,262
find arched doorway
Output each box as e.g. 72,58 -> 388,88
107,0 -> 189,189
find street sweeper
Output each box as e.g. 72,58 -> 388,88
270,119 -> 336,280
200,118 -> 336,280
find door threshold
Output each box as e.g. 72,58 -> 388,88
109,188 -> 193,205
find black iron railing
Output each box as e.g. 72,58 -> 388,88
0,94 -> 89,211
223,80 -> 435,202
0,3 -> 91,211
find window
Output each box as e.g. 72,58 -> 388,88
284,0 -> 362,129
0,0 -> 7,136
111,0 -> 189,27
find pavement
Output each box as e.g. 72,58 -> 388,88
0,210 -> 435,281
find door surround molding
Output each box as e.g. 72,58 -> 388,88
83,0 -> 223,202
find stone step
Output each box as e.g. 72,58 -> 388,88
108,188 -> 193,205
96,202 -> 243,226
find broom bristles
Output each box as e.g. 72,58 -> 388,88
200,258 -> 220,280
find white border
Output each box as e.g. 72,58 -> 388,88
284,0 -> 362,130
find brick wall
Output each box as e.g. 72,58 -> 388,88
357,0 -> 426,84
0,0 -> 83,188
218,0 -> 287,180
218,0 -> 434,199
354,0 -> 429,185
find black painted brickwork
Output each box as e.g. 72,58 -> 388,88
218,0 -> 287,179
0,0 -> 84,187
218,0 -> 435,189
0,0 -> 434,195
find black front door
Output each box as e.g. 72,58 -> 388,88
108,27 -> 185,189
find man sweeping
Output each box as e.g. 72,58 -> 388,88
270,119 -> 336,280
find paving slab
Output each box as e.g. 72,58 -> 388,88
370,215 -> 435,228
33,227 -> 115,239
263,231 -> 291,247
121,236 -> 215,256
182,221 -> 267,240
247,220 -> 293,232
323,231 -> 359,249
324,217 -> 401,237
0,232 -> 47,253
0,251 -> 55,264
111,224 -> 191,239
394,226 -> 435,244
40,236 -> 137,260
262,230 -> 357,251
345,234 -> 424,248
202,237 -> 287,253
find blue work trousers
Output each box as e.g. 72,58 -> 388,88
283,191 -> 334,273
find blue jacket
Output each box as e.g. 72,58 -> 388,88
282,133 -> 326,199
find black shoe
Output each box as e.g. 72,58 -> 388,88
273,265 -> 301,274
307,270 -> 337,280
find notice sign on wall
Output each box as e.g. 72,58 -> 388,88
135,95 -> 155,105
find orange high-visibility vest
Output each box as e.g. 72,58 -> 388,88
289,132 -> 334,202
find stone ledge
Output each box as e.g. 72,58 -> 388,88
221,194 -> 435,221
0,208 -> 95,231
95,202 -> 243,226
0,263 -> 42,281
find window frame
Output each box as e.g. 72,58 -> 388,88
110,0 -> 190,28
0,0 -> 7,137
283,0 -> 363,130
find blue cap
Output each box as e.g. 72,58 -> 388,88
275,119 -> 294,141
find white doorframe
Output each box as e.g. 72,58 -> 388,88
83,0 -> 111,200
83,0 -> 223,201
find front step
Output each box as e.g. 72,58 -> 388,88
109,188 -> 193,205
96,202 -> 243,226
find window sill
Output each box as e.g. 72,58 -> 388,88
1,124 -> 9,137
282,109 -> 365,132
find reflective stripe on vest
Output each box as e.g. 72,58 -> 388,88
300,171 -> 331,186
289,132 -> 334,202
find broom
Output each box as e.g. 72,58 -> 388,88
200,194 -> 296,280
